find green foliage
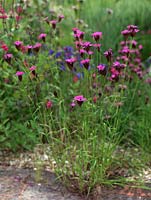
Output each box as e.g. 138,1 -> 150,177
0,0 -> 151,196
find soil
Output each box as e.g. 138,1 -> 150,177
0,167 -> 83,200
0,166 -> 151,200
0,148 -> 151,200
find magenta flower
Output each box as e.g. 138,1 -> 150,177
26,45 -> 33,54
29,66 -> 37,76
58,15 -> 64,22
75,41 -> 82,49
129,63 -> 135,69
46,100 -> 53,109
121,25 -> 139,39
113,61 -> 121,68
134,49 -> 141,56
138,45 -> 143,50
121,29 -> 130,39
4,53 -> 13,64
82,41 -> 92,52
0,14 -> 8,19
145,78 -> 151,85
65,57 -> 76,70
127,25 -> 139,37
87,51 -> 94,59
74,95 -> 86,106
16,5 -> 23,14
121,46 -> 130,56
91,32 -> 102,42
29,66 -> 36,71
16,71 -> 24,81
33,43 -> 42,53
134,58 -> 141,64
110,68 -> 119,82
1,43 -> 8,52
121,55 -> 129,63
93,43 -> 101,52
137,70 -> 143,79
79,49 -> 86,57
81,59 -> 90,70
50,20 -> 57,29
38,33 -> 47,42
104,48 -> 113,62
120,41 -> 126,46
74,30 -> 85,41
72,27 -> 79,34
113,61 -> 126,71
70,101 -> 76,108
97,64 -> 107,76
131,40 -> 137,48
70,100 -> 76,111
14,40 -> 23,50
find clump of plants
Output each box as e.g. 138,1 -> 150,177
0,0 -> 151,197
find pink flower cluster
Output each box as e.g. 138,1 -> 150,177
121,25 -> 139,39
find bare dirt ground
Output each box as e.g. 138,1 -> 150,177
0,167 -> 83,200
0,166 -> 151,200
0,148 -> 151,200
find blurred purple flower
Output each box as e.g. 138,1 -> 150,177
82,41 -> 92,52
38,33 -> 47,42
121,29 -> 130,39
74,30 -> 85,41
60,65 -> 66,71
65,57 -> 76,70
49,49 -> 54,55
26,45 -> 33,54
64,46 -> 74,53
127,25 -> 139,37
76,72 -> 84,79
79,49 -> 86,57
16,71 -> 24,81
33,43 -> 42,53
104,48 -> 113,62
81,59 -> 90,70
72,27 -> 79,34
14,40 -> 23,50
55,51 -> 62,58
91,32 -> 102,42
58,14 -> 64,22
70,101 -> 76,107
87,50 -> 94,59
46,100 -> 53,109
29,65 -> 37,76
97,64 -> 107,76
50,20 -> 57,29
131,40 -> 137,48
121,46 -> 130,56
74,95 -> 86,106
29,66 -> 36,71
4,53 -> 13,64
110,68 -> 119,82
93,43 -> 101,52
